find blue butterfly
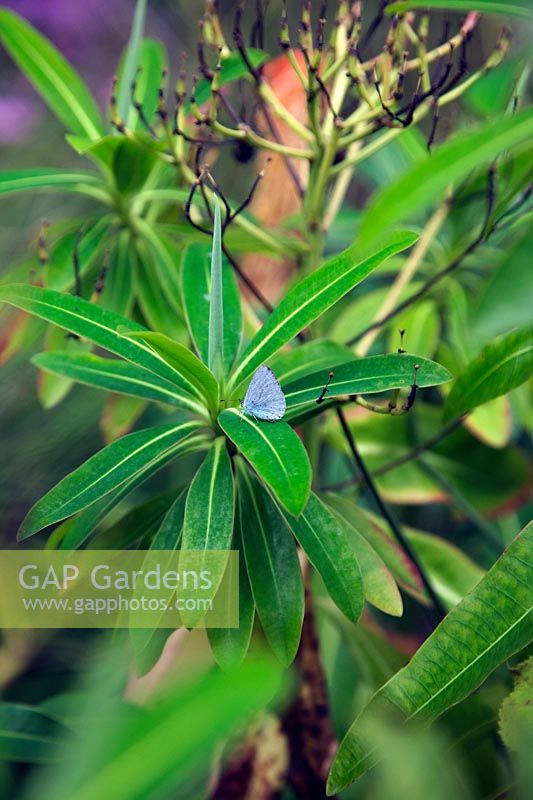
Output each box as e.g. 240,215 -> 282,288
241,365 -> 286,422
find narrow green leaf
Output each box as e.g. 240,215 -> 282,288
284,354 -> 452,410
125,39 -> 166,131
444,326 -> 533,421
112,138 -> 156,195
47,218 -> 112,292
181,243 -> 242,372
237,462 -> 304,665
0,9 -> 105,139
32,352 -> 188,408
115,0 -> 147,120
280,493 -> 364,625
208,515 -> 255,671
0,169 -> 105,198
387,0 -> 533,22
324,496 -> 403,617
404,527 -> 485,610
218,408 -> 311,516
0,704 -> 66,763
0,284 -> 206,416
180,439 -> 235,621
57,434 -> 208,550
19,421 -> 203,540
122,331 -> 219,413
327,521 -> 533,795
181,438 -> 234,550
36,325 -> 90,410
229,231 -> 418,391
358,111 -> 533,246
208,197 -> 225,381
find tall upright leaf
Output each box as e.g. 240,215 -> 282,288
115,0 -> 147,121
208,197 -> 225,382
228,231 -> 417,391
328,521 -> 533,795
238,463 -> 304,666
181,243 -> 242,373
0,9 -> 105,139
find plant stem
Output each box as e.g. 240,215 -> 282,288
335,407 -> 447,625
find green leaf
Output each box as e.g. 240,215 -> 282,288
284,354 -> 452,411
100,395 -> 147,444
228,231 -> 418,391
32,352 -> 189,409
208,197 -> 226,381
329,503 -> 427,605
181,243 -> 242,373
444,326 -> 533,421
280,493 -> 364,625
357,110 -> 533,247
181,438 -> 234,552
115,0 -> 147,120
180,439 -> 235,622
323,496 -> 403,617
57,433 -> 208,550
0,704 -> 66,763
327,521 -> 533,795
33,655 -> 281,800
125,39 -> 166,131
471,230 -> 533,342
218,408 -> 311,516
121,331 -> 219,413
237,462 -> 304,666
0,9 -> 105,139
46,217 -> 112,292
19,421 -> 203,540
0,169 -> 105,198
387,0 -> 533,22
208,518 -> 255,671
0,284 -> 206,417
112,138 -> 156,195
499,656 -> 533,753
404,527 -> 485,610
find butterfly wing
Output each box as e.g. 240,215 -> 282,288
243,365 -> 286,421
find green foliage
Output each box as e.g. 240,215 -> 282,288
0,9 -> 105,139
327,521 -> 533,794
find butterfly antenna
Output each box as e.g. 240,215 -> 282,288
316,371 -> 335,404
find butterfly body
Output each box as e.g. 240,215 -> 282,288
241,365 -> 286,422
